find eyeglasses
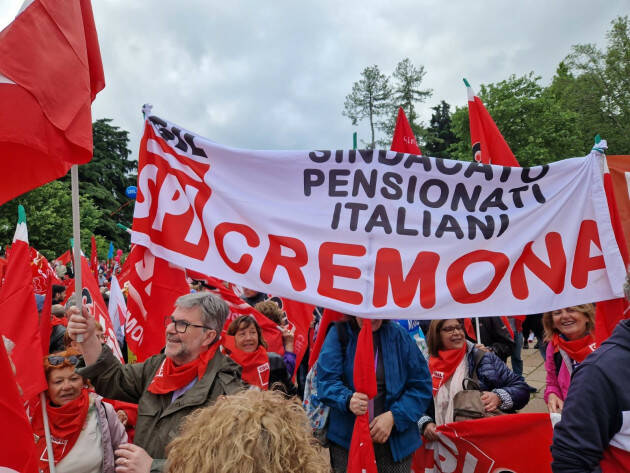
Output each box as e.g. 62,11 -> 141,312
164,315 -> 213,334
441,324 -> 464,333
47,355 -> 82,366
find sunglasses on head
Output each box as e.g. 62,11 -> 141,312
47,355 -> 82,366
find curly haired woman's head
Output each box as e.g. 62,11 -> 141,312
166,389 -> 328,473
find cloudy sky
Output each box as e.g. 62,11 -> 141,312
1,0 -> 629,156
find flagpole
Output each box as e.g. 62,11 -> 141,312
475,317 -> 482,344
39,392 -> 57,473
71,165 -> 84,342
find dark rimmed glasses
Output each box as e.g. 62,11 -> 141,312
164,315 -> 213,333
47,355 -> 82,366
441,324 -> 464,333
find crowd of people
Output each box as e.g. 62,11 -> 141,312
11,257 -> 629,473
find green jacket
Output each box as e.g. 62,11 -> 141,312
78,345 -> 243,471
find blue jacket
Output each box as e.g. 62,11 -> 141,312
421,342 -> 530,427
317,321 -> 432,462
467,343 -> 530,410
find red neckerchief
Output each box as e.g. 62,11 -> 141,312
222,335 -> 270,390
51,316 -> 68,327
32,388 -> 90,473
429,344 -> 467,395
147,341 -> 220,394
552,333 -> 596,363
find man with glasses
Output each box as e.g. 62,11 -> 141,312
67,292 -> 243,473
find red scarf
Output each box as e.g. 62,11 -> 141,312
552,333 -> 596,363
222,335 -> 270,390
428,345 -> 467,395
31,389 -> 90,473
51,316 -> 68,327
147,342 -> 220,394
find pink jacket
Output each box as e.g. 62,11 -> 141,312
544,342 -> 572,402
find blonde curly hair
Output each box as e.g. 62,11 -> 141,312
165,389 -> 329,473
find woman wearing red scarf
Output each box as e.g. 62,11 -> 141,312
30,349 -> 127,473
421,319 -> 530,441
223,316 -> 297,395
543,304 -> 596,414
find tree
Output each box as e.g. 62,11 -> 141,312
378,58 -> 432,145
551,16 -> 630,154
62,118 -> 137,251
448,73 -> 584,166
424,100 -> 458,158
343,65 -> 392,148
0,180 -> 102,260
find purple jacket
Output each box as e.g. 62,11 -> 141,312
543,342 -> 571,402
94,395 -> 128,473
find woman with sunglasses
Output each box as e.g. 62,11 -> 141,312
30,349 -> 127,473
420,319 -> 530,441
223,315 -> 297,395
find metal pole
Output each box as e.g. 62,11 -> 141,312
71,165 -> 83,342
475,317 -> 482,344
39,391 -> 56,473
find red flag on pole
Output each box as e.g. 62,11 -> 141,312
465,79 -> 519,166
0,339 -> 38,473
0,0 -> 105,205
118,245 -> 190,361
0,207 -> 47,401
595,152 -> 630,344
308,309 -> 344,369
606,156 -> 630,257
390,107 -> 421,155
278,298 -> 314,376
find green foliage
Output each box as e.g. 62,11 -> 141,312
551,16 -> 630,154
61,119 -> 137,251
449,73 -> 584,166
0,181 -> 102,260
378,59 -> 432,145
0,118 -> 136,260
424,101 -> 457,158
343,65 -> 392,149
344,59 -> 432,149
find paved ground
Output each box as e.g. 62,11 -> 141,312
509,344 -> 549,413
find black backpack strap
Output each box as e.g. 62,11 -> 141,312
554,351 -> 563,377
470,348 -> 486,384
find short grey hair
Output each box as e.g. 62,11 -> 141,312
175,292 -> 229,333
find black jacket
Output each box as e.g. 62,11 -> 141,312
268,352 -> 297,396
467,317 -> 514,362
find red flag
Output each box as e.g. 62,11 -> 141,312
90,235 -> 99,282
66,256 -> 124,361
53,250 -> 73,268
0,339 -> 38,473
607,156 -> 630,256
209,282 -> 285,355
308,309 -> 344,369
0,209 -> 47,401
412,413 -> 553,472
465,80 -> 519,166
118,245 -> 190,361
347,319 -> 378,473
390,107 -> 421,155
595,157 -> 630,345
466,80 -> 524,334
278,298 -> 314,376
0,0 -> 105,205
29,246 -> 60,295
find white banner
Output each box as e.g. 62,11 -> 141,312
130,114 -> 626,319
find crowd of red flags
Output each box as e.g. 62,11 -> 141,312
0,0 -> 629,467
